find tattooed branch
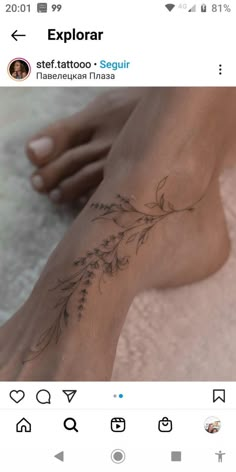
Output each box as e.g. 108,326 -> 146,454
25,176 -> 199,361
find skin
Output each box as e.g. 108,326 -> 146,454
12,61 -> 27,79
0,87 -> 234,381
26,88 -> 145,202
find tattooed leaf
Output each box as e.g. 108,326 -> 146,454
36,325 -> 55,348
54,297 -> 68,308
159,194 -> 165,210
136,229 -> 149,253
145,202 -> 157,209
126,232 -> 139,243
55,320 -> 62,343
119,256 -> 129,267
61,282 -> 77,291
122,200 -> 135,212
157,176 -> 168,191
156,176 -> 168,201
168,201 -> 175,211
64,308 -> 69,326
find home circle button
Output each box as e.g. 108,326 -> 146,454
111,449 -> 125,464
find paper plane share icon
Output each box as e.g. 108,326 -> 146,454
63,390 -> 77,403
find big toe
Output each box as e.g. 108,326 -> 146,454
26,112 -> 94,167
31,140 -> 109,199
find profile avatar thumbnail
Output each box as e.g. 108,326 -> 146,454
8,58 -> 31,81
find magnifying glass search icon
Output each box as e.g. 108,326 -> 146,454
63,417 -> 78,432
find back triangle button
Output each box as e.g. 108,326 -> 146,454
54,451 -> 64,462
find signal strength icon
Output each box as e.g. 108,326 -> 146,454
165,3 -> 175,12
188,4 -> 196,11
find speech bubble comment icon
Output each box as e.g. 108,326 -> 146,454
36,389 -> 51,404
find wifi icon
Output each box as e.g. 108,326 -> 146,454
165,3 -> 175,11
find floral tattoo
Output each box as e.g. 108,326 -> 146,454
25,176 -> 202,361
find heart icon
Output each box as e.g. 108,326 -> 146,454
9,390 -> 25,403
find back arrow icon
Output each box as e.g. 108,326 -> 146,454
11,30 -> 26,41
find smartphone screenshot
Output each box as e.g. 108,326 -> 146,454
0,0 -> 235,469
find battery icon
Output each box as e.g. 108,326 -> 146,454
201,4 -> 207,12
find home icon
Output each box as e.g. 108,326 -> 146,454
16,418 -> 31,433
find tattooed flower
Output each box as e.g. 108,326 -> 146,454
26,175 -> 204,362
116,256 -> 129,270
102,239 -> 109,247
104,262 -> 113,275
80,289 -> 88,295
90,261 -> 100,269
74,256 -> 86,266
84,279 -> 92,286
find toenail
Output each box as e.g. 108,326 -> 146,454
49,188 -> 61,203
31,175 -> 44,190
28,137 -> 54,159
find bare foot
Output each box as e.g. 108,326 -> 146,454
27,88 -> 144,203
0,88 -> 231,381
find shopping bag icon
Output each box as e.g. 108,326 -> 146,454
158,417 -> 173,432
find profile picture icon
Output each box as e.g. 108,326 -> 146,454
204,416 -> 221,434
8,58 -> 31,81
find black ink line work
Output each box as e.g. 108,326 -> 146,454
25,176 -> 201,361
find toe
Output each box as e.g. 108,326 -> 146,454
26,111 -> 94,167
48,159 -> 105,203
31,140 -> 110,194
